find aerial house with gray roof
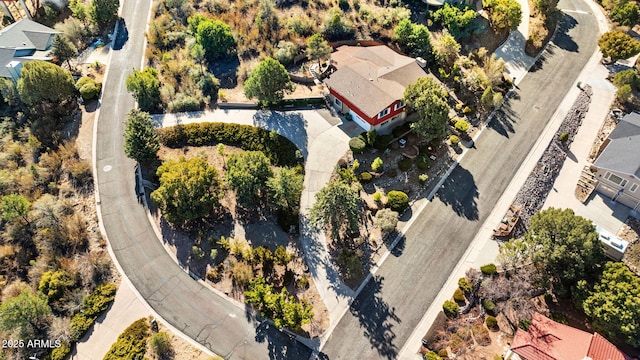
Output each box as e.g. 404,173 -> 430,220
593,111 -> 640,210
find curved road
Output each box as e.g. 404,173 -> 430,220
94,0 -> 310,358
320,0 -> 599,358
95,0 -> 598,359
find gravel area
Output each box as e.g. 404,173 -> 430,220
511,85 -> 593,237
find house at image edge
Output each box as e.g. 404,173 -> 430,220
0,18 -> 59,82
505,313 -> 633,360
592,112 -> 640,210
324,45 -> 430,133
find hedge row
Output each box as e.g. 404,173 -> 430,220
103,318 -> 150,360
70,283 -> 117,341
157,122 -> 299,167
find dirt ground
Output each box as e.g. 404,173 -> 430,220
618,217 -> 640,276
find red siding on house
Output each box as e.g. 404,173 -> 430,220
329,87 -> 404,126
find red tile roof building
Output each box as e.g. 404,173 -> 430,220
507,313 -> 633,360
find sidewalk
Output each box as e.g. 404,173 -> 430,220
398,0 -> 612,358
493,0 -> 534,84
73,281 -> 150,359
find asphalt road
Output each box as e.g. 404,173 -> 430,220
320,1 -> 598,358
95,0 -> 311,358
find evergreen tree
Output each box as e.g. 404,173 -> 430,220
123,109 -> 159,164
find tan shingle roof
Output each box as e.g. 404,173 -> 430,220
324,45 -> 428,118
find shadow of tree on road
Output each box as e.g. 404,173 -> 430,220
255,321 -> 314,360
487,103 -> 517,137
349,275 -> 401,360
554,14 -> 579,53
253,111 -> 309,159
434,165 -> 479,221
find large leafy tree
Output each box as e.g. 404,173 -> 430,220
195,19 -> 236,61
89,0 -> 119,33
0,194 -> 32,225
525,208 -> 604,297
244,58 -> 295,105
533,0 -> 559,17
309,179 -> 361,240
151,157 -> 222,227
306,33 -> 332,67
123,109 -> 159,164
611,2 -> 640,27
432,3 -> 478,40
226,151 -> 273,207
482,0 -> 522,31
0,290 -> 52,339
403,77 -> 450,144
394,19 -> 432,59
433,31 -> 461,68
17,61 -> 77,145
581,262 -> 640,347
267,167 -> 303,212
51,34 -> 78,70
126,67 -> 161,113
598,30 -> 640,61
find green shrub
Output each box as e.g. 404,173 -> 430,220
149,332 -> 173,358
103,318 -> 150,360
398,157 -> 412,171
210,249 -> 218,260
48,341 -> 71,360
480,263 -> 497,275
558,132 -> 569,142
167,93 -> 203,112
157,122 -> 298,166
70,283 -> 117,341
206,266 -> 222,282
493,355 -> 503,360
486,315 -> 498,328
519,318 -> 531,331
416,154 -> 430,170
374,134 -> 393,149
443,300 -> 459,318
425,351 -> 443,360
76,76 -> 101,100
349,137 -> 367,153
387,168 -> 398,177
274,245 -> 293,265
419,174 -> 429,184
338,249 -> 363,280
392,122 -> 412,138
360,171 -> 373,182
454,119 -> 469,132
438,349 -> 449,358
372,157 -> 383,172
453,288 -> 465,302
449,135 -> 460,145
458,277 -> 472,293
296,276 -> 310,289
613,68 -> 640,88
373,191 -> 383,202
339,167 -> 358,184
482,299 -> 496,313
463,106 -> 473,114
192,245 -> 205,259
387,190 -> 409,212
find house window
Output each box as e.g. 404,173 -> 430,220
631,183 -> 639,193
378,107 -> 390,119
605,172 -> 628,187
335,98 -> 342,107
394,101 -> 406,111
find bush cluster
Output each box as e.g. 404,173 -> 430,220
486,315 -> 498,328
398,157 -> 412,171
480,263 -> 497,275
76,76 -> 102,101
482,299 -> 496,314
349,137 -> 367,153
70,283 -> 117,341
157,122 -> 298,166
103,318 -> 150,360
443,299 -> 459,318
453,288 -> 465,302
458,277 -> 473,293
360,171 -> 373,182
387,190 -> 409,212
417,154 -> 430,170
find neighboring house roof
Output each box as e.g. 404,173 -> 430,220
0,19 -> 59,79
594,112 -> 640,179
324,45 -> 428,119
510,313 -> 632,360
